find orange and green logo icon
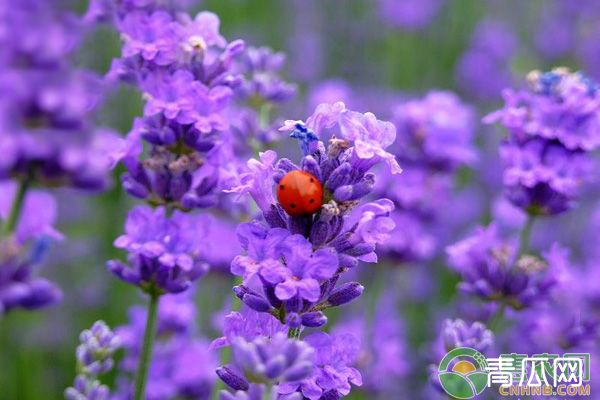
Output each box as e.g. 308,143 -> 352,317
438,347 -> 489,399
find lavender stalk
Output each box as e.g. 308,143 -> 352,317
133,291 -> 160,400
1,178 -> 29,236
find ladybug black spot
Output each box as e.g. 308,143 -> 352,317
309,199 -> 315,204
309,178 -> 314,183
290,203 -> 296,208
279,185 -> 285,190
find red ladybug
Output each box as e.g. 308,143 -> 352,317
276,170 -> 323,217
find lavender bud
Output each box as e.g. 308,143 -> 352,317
338,254 -> 359,269
233,285 -> 250,299
327,282 -> 364,306
65,321 -> 119,400
242,293 -> 272,312
301,156 -> 322,182
310,221 -> 330,247
301,312 -> 328,327
325,163 -> 352,190
216,366 -> 250,391
333,185 -> 354,202
345,243 -> 376,257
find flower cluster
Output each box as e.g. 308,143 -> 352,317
437,319 -> 494,355
447,224 -> 566,310
114,292 -> 218,399
0,0 -> 117,190
214,102 -> 398,399
227,102 -> 398,328
65,321 -> 121,400
0,183 -> 63,313
217,332 -> 315,399
428,319 -> 494,396
391,91 -> 478,170
0,0 -> 117,317
99,1 -> 246,211
435,68 -> 600,395
507,245 -> 599,355
214,309 -> 362,400
90,2 -> 302,399
485,68 -> 599,215
376,91 -> 477,262
456,19 -> 517,101
225,46 -> 297,151
107,205 -> 209,294
234,47 -> 296,105
278,332 -> 362,400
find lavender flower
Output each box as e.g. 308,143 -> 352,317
107,205 -> 209,294
438,319 -> 494,354
227,102 -> 398,328
278,332 -> 362,400
376,0 -> 444,31
234,46 -> 296,104
222,45 -> 298,152
375,91 -> 477,263
0,243 -> 62,314
119,10 -> 183,68
485,68 -> 599,215
428,319 -> 494,396
0,185 -> 62,313
499,137 -> 592,215
513,306 -> 599,354
213,308 -> 312,399
0,182 -> 63,243
65,321 -> 121,400
217,333 -> 315,389
0,0 -> 117,190
0,0 -> 82,67
103,4 -> 247,211
487,68 -> 600,151
391,91 -> 477,170
446,224 -> 566,310
456,20 -> 516,101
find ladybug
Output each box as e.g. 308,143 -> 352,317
276,170 -> 323,217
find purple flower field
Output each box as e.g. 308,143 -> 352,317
1,1 -> 600,399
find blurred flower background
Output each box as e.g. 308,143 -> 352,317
1,0 -> 600,399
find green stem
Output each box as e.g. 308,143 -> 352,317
2,178 -> 30,236
258,103 -> 272,130
489,302 -> 506,332
134,292 -> 160,400
262,384 -> 272,400
518,215 -> 535,256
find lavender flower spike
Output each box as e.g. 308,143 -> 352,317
107,205 -> 209,294
227,102 -> 398,330
485,68 -> 599,215
217,331 -> 315,399
446,224 -> 566,310
65,321 -> 121,400
440,319 -> 494,353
